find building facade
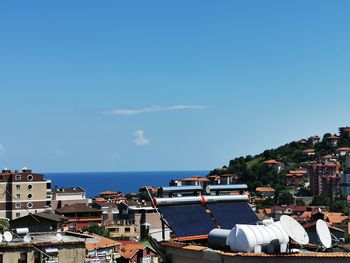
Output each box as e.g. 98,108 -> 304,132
0,168 -> 51,220
51,187 -> 88,210
310,161 -> 341,199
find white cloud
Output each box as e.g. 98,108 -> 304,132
0,144 -> 5,155
103,104 -> 208,115
134,130 -> 150,146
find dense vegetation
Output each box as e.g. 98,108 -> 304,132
208,131 -> 350,203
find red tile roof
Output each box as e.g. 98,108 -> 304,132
86,234 -> 121,251
120,243 -> 146,259
256,187 -> 275,192
181,176 -> 209,182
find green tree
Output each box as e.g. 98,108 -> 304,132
295,199 -> 305,206
278,191 -> 294,205
310,195 -> 331,206
83,225 -> 110,238
0,218 -> 9,230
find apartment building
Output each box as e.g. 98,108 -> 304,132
0,167 -> 51,220
310,161 -> 341,199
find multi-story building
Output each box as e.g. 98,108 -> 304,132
310,161 -> 341,199
51,187 -> 88,210
0,167 -> 51,220
55,203 -> 103,231
341,154 -> 350,196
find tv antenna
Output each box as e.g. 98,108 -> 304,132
3,231 -> 13,242
316,219 -> 339,251
23,234 -> 32,243
280,215 -> 309,248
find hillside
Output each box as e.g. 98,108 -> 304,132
208,129 -> 350,192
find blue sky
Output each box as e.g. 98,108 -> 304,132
0,1 -> 350,172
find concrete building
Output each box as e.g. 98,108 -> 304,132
10,212 -> 66,232
0,167 -> 52,220
255,187 -> 276,198
310,161 -> 341,199
339,127 -> 350,138
92,201 -> 119,226
308,135 -> 320,145
341,154 -> 350,196
85,233 -> 121,263
0,232 -> 86,263
55,203 -> 103,231
51,187 -> 88,210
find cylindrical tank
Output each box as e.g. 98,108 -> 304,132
15,228 -> 29,235
153,195 -> 249,206
204,195 -> 249,203
208,229 -> 231,248
227,222 -> 289,253
153,196 -> 203,206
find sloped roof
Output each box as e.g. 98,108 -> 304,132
86,234 -> 121,251
325,212 -> 349,224
56,203 -> 101,214
120,243 -> 145,259
256,187 -> 275,192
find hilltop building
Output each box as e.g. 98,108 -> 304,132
341,154 -> 350,196
339,127 -> 350,138
308,135 -> 320,145
0,167 -> 51,220
326,135 -> 339,147
310,161 -> 341,199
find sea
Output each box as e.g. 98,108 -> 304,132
44,170 -> 209,198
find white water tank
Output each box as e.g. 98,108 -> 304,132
227,222 -> 289,253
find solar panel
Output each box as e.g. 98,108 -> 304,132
207,202 -> 258,229
158,204 -> 216,237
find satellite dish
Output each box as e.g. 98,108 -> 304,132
205,185 -> 210,194
23,234 -> 31,243
316,219 -> 332,249
280,215 -> 309,245
4,231 -> 13,242
56,233 -> 63,242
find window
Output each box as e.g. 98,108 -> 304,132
125,227 -> 131,232
15,175 -> 21,181
0,254 -> 2,263
16,185 -> 20,190
18,252 -> 27,263
16,194 -> 20,200
27,202 -> 33,209
27,174 -> 33,181
28,185 -> 32,190
28,194 -> 32,199
34,252 -> 40,263
16,213 -> 20,218
16,203 -> 21,209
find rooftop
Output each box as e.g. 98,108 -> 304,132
85,233 -> 121,251
256,187 -> 276,192
53,187 -> 85,194
56,203 -> 101,214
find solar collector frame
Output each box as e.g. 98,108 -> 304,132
158,203 -> 216,237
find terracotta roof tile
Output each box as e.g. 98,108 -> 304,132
86,234 -> 121,251
256,187 -> 275,192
